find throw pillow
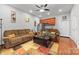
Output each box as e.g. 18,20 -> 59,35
8,34 -> 15,38
7,34 -> 16,41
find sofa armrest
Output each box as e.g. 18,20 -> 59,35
3,37 -> 12,48
3,37 -> 11,43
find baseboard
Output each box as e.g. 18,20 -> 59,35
60,36 -> 70,38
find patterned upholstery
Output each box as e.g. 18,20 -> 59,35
3,29 -> 33,48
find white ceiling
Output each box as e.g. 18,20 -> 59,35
9,4 -> 74,18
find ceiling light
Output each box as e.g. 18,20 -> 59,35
29,10 -> 33,13
59,9 -> 62,12
47,12 -> 50,15
39,15 -> 42,17
39,9 -> 45,12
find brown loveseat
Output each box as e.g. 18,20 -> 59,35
3,29 -> 34,48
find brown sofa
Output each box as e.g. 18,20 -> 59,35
3,29 -> 34,48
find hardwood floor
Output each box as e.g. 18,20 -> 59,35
58,36 -> 78,55
0,36 -> 79,55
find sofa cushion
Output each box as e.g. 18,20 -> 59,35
25,29 -> 30,33
8,37 -> 17,42
4,30 -> 18,37
4,30 -> 14,37
8,34 -> 16,38
18,30 -> 27,36
29,32 -> 34,36
13,30 -> 19,37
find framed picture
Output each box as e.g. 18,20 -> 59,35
62,16 -> 67,21
11,10 -> 16,23
25,17 -> 29,22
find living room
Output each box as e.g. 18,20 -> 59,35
0,4 -> 79,55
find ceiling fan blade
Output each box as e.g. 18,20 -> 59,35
44,9 -> 50,11
41,5 -> 44,8
35,5 -> 41,8
44,4 -> 48,7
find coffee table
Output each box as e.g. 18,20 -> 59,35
33,36 -> 52,48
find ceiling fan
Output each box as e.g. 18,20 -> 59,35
35,4 -> 50,12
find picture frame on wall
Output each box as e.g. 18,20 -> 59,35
11,10 -> 16,23
25,17 -> 29,22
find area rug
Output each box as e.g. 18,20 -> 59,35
49,42 -> 59,54
0,41 -> 59,55
26,48 -> 44,55
25,43 -> 59,55
37,46 -> 50,54
15,48 -> 26,55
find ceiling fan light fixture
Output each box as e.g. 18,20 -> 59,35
39,15 -> 42,17
59,9 -> 62,12
47,12 -> 50,15
39,9 -> 45,12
